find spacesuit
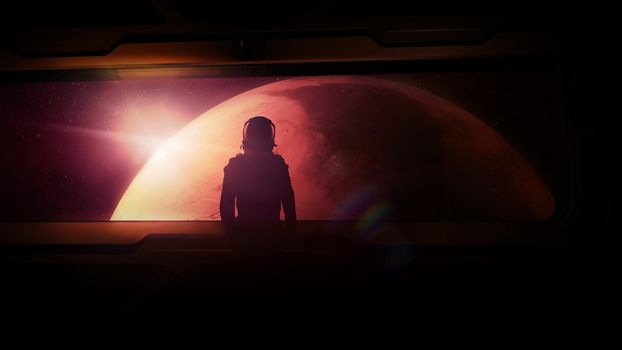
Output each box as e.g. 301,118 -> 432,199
219,116 -> 296,228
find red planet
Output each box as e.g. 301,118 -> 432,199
111,76 -> 554,221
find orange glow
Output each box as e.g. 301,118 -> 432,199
113,102 -> 186,162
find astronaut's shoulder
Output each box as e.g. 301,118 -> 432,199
273,154 -> 288,168
231,153 -> 245,161
224,153 -> 245,171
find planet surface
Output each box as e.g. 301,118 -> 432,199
111,76 -> 554,221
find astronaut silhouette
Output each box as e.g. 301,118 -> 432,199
219,116 -> 296,234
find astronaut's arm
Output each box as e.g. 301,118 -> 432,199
281,168 -> 297,222
219,170 -> 236,222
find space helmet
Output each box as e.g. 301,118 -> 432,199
241,116 -> 277,151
